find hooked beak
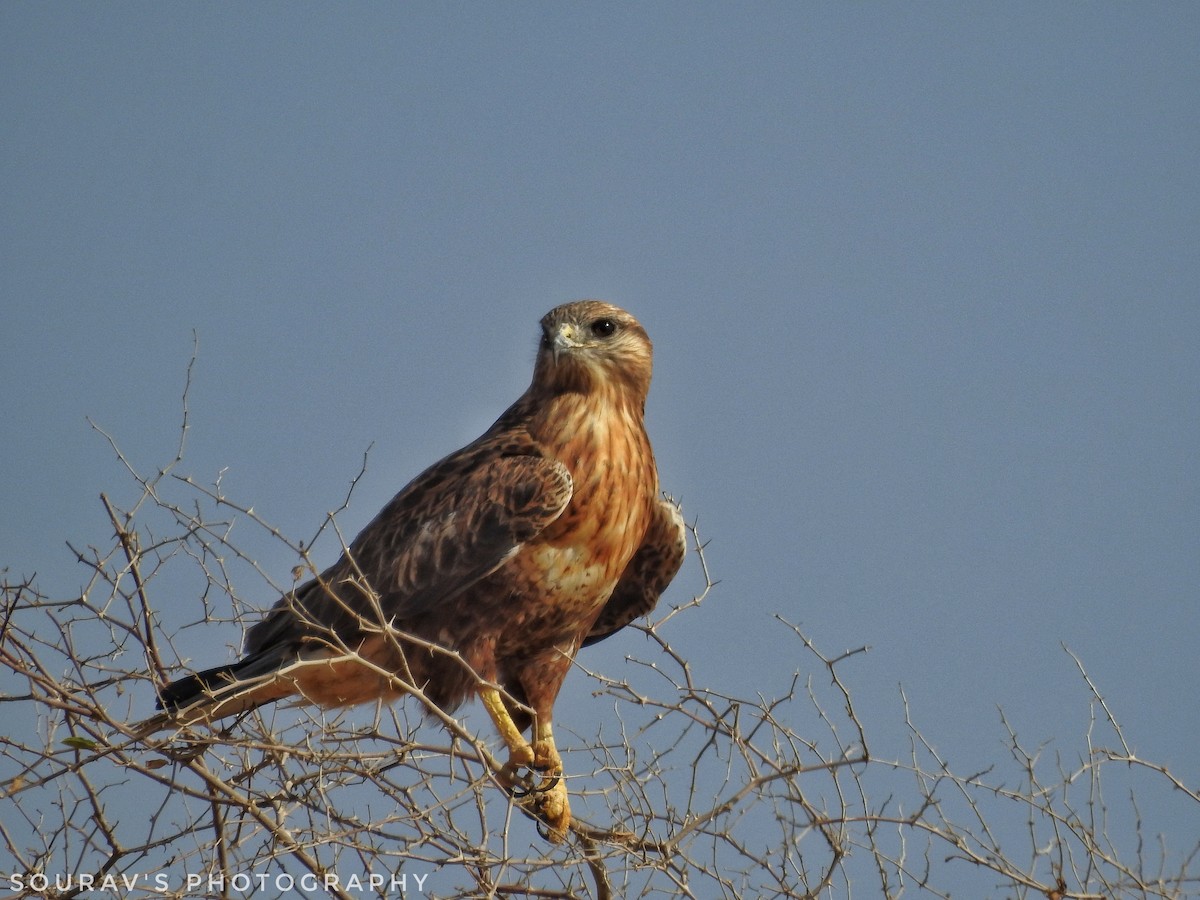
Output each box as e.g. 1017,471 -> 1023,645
545,322 -> 583,363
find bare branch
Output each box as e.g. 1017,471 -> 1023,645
2,369 -> 1196,899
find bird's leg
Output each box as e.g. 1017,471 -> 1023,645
479,685 -> 535,780
477,685 -> 571,842
528,716 -> 570,842
530,716 -> 563,788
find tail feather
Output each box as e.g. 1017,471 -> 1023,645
133,648 -> 298,737
156,663 -> 242,712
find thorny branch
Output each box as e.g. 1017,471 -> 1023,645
2,366 -> 1197,899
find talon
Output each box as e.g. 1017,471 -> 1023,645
499,764 -> 532,793
502,762 -> 571,842
510,777 -> 536,799
496,740 -> 536,793
532,768 -> 562,793
522,776 -> 571,843
504,762 -> 561,798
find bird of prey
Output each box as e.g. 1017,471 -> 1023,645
145,300 -> 687,840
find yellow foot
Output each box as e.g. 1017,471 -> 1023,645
522,776 -> 570,843
497,742 -> 536,790
496,741 -> 570,842
505,739 -> 557,791
531,737 -> 562,775
477,686 -> 571,841
521,738 -> 569,841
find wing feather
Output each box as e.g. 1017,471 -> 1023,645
244,454 -> 573,657
583,495 -> 687,647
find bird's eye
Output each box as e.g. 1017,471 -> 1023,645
590,318 -> 618,338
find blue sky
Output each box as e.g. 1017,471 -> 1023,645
3,3 -> 1198,890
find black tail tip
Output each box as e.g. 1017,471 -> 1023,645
155,665 -> 236,712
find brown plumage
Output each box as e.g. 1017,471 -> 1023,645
145,300 -> 687,840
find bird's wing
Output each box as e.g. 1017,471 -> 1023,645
582,495 -> 687,647
244,453 -> 573,656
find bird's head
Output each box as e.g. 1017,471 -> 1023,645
533,300 -> 654,403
